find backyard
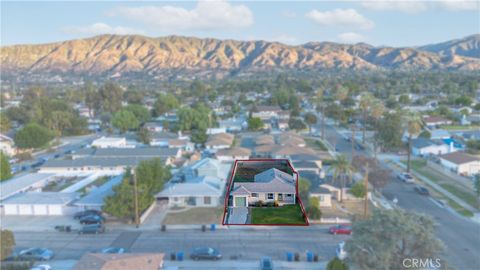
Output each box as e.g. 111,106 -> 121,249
251,204 -> 307,225
233,161 -> 294,182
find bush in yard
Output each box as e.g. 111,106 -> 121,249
306,197 -> 322,220
350,181 -> 366,198
255,200 -> 264,207
274,200 -> 279,207
327,257 -> 349,270
1,230 -> 15,260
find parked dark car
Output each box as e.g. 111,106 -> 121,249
14,248 -> 54,261
97,247 -> 128,254
260,257 -> 274,270
414,186 -> 430,195
79,215 -> 105,225
329,224 -> 352,235
78,224 -> 105,234
74,210 -> 102,220
190,247 -> 222,260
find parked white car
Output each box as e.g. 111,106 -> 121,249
336,241 -> 348,260
397,172 -> 415,183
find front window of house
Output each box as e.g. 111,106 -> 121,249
252,193 -> 258,197
204,196 -> 211,205
267,193 -> 274,200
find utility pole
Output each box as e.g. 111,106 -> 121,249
364,163 -> 369,219
132,168 -> 140,228
351,124 -> 356,159
321,105 -> 325,140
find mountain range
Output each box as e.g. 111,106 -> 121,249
1,34 -> 479,80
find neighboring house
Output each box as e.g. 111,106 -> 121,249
207,127 -> 227,135
0,134 -> 15,156
0,173 -> 56,201
439,152 -> 480,176
411,138 -> 451,156
205,133 -> 234,150
73,147 -> 182,160
150,131 -> 178,147
39,157 -> 169,174
251,105 -> 282,120
450,106 -> 473,115
215,147 -> 251,162
183,158 -> 231,181
143,122 -> 163,132
278,119 -> 289,130
310,186 -> 332,208
423,116 -> 452,129
74,174 -> 123,211
155,175 -> 224,207
73,253 -> 164,270
168,139 -> 194,152
230,168 -> 296,207
430,129 -> 451,140
91,137 -> 128,148
278,132 -> 306,147
219,117 -> 247,132
292,160 -> 322,175
255,135 -> 275,146
1,192 -> 78,216
320,176 -> 352,201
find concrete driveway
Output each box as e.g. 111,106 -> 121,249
227,207 -> 248,224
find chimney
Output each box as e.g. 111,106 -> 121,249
449,141 -> 454,153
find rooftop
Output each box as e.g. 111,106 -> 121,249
1,191 -> 78,205
440,151 -> 480,165
0,173 -> 55,201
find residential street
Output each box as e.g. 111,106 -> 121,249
12,226 -> 346,262
319,120 -> 480,270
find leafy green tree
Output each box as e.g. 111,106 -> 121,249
288,118 -> 306,131
177,104 -> 213,132
350,181 -> 366,198
328,154 -> 354,202
0,230 -> 15,260
248,117 -> 264,131
327,257 -> 349,270
304,112 -> 317,132
345,209 -> 443,270
112,110 -> 139,133
403,111 -> 423,173
103,158 -> 171,220
124,104 -> 151,123
46,111 -> 72,140
99,82 -> 123,114
454,95 -> 472,106
5,106 -> 30,125
191,128 -> 208,144
375,111 -> 404,151
124,88 -> 144,104
306,197 -> 322,220
0,113 -> 11,133
153,93 -> 179,116
137,127 -> 151,145
84,82 -> 100,117
14,123 -> 53,149
298,177 -> 311,204
419,130 -> 431,139
466,140 -> 480,154
0,152 -> 12,181
398,94 -> 410,105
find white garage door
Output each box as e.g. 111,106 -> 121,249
48,205 -> 62,215
18,205 -> 33,215
33,205 -> 48,215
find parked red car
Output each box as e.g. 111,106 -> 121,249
329,224 -> 352,235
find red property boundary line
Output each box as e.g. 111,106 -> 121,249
221,158 -> 309,226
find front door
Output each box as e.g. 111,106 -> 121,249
235,197 -> 246,207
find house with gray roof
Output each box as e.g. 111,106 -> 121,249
39,157 -> 163,174
2,192 -> 79,216
411,138 -> 451,157
230,168 -> 296,207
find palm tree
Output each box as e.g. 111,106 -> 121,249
370,99 -> 385,161
328,154 -> 354,202
359,92 -> 374,144
403,111 -> 423,173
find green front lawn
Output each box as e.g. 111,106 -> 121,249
251,204 -> 307,225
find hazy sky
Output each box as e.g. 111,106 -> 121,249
1,0 -> 479,47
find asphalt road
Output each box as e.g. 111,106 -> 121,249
320,121 -> 480,270
12,226 -> 348,262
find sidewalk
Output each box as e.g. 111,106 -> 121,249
163,260 -> 327,269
